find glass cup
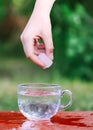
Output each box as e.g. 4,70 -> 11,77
18,83 -> 72,121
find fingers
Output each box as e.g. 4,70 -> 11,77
20,31 -> 54,69
43,32 -> 54,60
20,35 -> 46,69
34,36 -> 45,50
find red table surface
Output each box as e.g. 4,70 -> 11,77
0,111 -> 93,130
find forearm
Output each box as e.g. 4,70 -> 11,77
33,0 -> 56,16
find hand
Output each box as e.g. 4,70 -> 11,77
20,11 -> 54,69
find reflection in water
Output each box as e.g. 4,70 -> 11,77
18,120 -> 55,130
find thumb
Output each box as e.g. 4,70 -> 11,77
43,34 -> 54,60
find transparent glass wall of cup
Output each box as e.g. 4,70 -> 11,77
18,83 -> 72,121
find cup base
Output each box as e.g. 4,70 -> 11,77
19,119 -> 53,130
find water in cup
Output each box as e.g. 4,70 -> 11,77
18,90 -> 60,120
18,83 -> 72,121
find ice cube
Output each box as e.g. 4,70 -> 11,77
38,53 -> 53,69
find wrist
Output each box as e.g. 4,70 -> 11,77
33,0 -> 55,16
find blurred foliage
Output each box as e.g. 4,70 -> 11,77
51,0 -> 93,81
0,0 -> 93,81
12,0 -> 35,16
0,0 -> 11,21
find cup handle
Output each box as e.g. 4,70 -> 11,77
60,90 -> 72,110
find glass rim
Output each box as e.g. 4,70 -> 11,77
18,83 -> 61,89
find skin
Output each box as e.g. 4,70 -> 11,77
20,0 -> 56,69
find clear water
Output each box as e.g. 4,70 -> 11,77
18,91 -> 60,120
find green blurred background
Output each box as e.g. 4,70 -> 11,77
0,0 -> 93,111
